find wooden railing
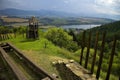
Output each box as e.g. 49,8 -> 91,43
0,33 -> 12,41
79,31 -> 117,80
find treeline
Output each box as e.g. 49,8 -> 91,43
39,17 -> 113,26
0,26 -> 27,41
89,21 -> 120,41
39,17 -> 81,26
69,21 -> 120,49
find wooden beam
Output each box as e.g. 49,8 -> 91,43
80,31 -> 86,65
91,31 -> 99,74
106,36 -> 117,80
0,46 -> 28,80
96,31 -> 106,79
84,31 -> 91,69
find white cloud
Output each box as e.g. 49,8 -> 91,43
95,0 -> 120,15
63,0 -> 70,4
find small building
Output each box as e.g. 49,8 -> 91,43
26,16 -> 39,39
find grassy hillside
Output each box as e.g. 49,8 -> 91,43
1,27 -> 119,80
1,34 -> 76,80
73,21 -> 120,80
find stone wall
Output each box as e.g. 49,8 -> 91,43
54,60 -> 96,80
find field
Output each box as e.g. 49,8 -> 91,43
0,17 -> 28,23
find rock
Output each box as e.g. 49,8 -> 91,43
58,60 -> 63,64
41,77 -> 51,80
52,73 -> 59,78
52,62 -> 56,65
69,60 -> 74,63
66,64 -> 71,67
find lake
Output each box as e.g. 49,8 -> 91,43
61,24 -> 101,29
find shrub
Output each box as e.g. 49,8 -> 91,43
45,28 -> 79,52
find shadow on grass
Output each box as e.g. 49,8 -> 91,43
20,39 -> 38,43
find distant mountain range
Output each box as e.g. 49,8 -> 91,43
0,8 -> 119,20
0,8 -> 78,17
0,8 -> 116,25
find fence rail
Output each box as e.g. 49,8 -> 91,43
79,31 -> 118,80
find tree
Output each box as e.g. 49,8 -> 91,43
45,28 -> 78,51
18,26 -> 27,37
66,41 -> 79,52
0,26 -> 10,40
45,28 -> 72,47
13,27 -> 18,38
68,29 -> 77,42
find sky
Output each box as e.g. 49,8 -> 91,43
0,0 -> 120,19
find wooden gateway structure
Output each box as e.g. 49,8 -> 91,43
26,16 -> 39,39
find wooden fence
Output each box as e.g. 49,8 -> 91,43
79,31 -> 118,80
0,33 -> 13,41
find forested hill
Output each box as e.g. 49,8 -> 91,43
89,21 -> 120,41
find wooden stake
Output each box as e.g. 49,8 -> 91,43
84,31 -> 91,68
96,31 -> 106,79
80,31 -> 86,65
91,31 -> 99,74
106,36 -> 117,80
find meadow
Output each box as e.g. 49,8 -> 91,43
1,28 -> 119,80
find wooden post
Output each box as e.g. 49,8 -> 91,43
105,36 -> 117,80
3,34 -> 5,40
80,31 -> 86,65
1,34 -> 2,40
91,31 -> 99,74
96,31 -> 106,79
84,31 -> 91,69
6,34 -> 9,39
8,34 -> 12,39
4,34 -> 6,40
0,34 -> 2,41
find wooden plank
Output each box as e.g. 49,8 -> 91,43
96,31 -> 106,79
7,42 -> 56,80
91,31 -> 99,74
0,46 -> 28,80
105,36 -> 117,80
80,31 -> 86,65
84,31 -> 91,69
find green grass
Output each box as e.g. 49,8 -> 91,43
1,33 -> 119,80
74,48 -> 119,80
3,33 -> 74,58
2,34 -> 75,80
